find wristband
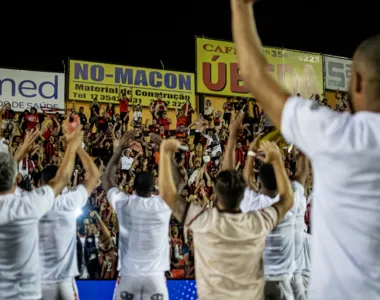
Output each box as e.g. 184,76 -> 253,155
247,150 -> 256,157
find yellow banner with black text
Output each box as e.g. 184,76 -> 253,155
68,60 -> 196,109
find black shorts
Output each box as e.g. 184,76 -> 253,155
120,112 -> 129,122
204,114 -> 213,122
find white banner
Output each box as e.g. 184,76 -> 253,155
324,56 -> 352,92
0,68 -> 65,112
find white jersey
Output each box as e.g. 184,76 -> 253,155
39,185 -> 89,283
292,181 -> 306,273
282,96 -> 380,299
107,188 -> 172,275
240,188 -> 298,280
0,186 -> 55,300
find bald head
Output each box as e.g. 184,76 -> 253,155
0,152 -> 17,193
355,35 -> 380,80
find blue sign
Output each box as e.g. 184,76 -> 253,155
76,280 -> 198,300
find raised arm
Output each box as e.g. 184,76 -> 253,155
13,129 -> 40,163
231,0 -> 290,128
243,134 -> 262,190
77,147 -> 101,194
223,112 -> 244,170
48,126 -> 83,197
292,152 -> 309,188
159,139 -> 180,207
102,130 -> 134,192
259,141 -> 294,221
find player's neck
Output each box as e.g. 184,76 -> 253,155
0,184 -> 16,196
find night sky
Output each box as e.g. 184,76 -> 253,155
1,0 -> 378,74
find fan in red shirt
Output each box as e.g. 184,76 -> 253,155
119,93 -> 130,125
181,100 -> 194,126
24,108 -> 39,130
175,108 -> 187,129
158,111 -> 171,132
235,142 -> 245,169
149,119 -> 160,134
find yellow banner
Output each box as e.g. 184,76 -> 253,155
68,60 -> 196,108
196,38 -> 323,97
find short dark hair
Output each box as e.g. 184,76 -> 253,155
40,165 -> 58,184
0,152 -> 17,193
258,163 -> 277,191
134,172 -> 154,193
215,170 -> 247,209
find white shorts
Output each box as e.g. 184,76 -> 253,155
113,273 -> 168,300
42,278 -> 79,300
291,273 -> 306,300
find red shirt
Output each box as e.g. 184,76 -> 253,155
43,129 -> 52,140
149,125 -> 160,134
158,118 -> 170,131
119,98 -> 129,113
176,115 -> 187,127
2,109 -> 15,120
25,114 -> 39,129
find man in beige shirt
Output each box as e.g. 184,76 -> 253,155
160,113 -> 294,300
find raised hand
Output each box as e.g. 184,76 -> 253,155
160,139 -> 181,153
257,141 -> 281,164
229,111 -> 245,137
65,125 -> 84,150
119,130 -> 135,149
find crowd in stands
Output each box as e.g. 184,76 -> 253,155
0,90 -> 345,280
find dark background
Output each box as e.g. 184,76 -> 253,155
1,0 -> 377,73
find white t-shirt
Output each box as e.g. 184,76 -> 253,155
240,188 -> 298,280
281,96 -> 380,299
0,186 -> 55,300
121,156 -> 134,171
39,185 -> 89,283
107,188 -> 172,275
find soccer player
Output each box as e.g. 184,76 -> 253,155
241,139 -> 307,299
231,1 -> 380,298
102,131 -> 183,300
39,146 -> 100,299
0,127 -> 83,300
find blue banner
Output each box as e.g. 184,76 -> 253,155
76,280 -> 197,300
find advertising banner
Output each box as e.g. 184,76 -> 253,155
0,68 -> 65,112
68,60 -> 196,109
324,56 -> 352,92
196,37 -> 324,98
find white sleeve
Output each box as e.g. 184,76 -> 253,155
281,96 -> 351,158
107,187 -> 130,212
21,185 -> 55,219
240,188 -> 276,212
51,184 -> 89,211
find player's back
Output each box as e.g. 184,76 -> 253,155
107,188 -> 172,275
281,97 -> 380,299
39,185 -> 89,283
0,186 -> 55,299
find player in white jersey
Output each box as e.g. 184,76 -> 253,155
232,2 -> 380,298
240,141 -> 305,299
290,154 -> 309,300
39,147 -> 100,300
0,127 -> 83,300
102,131 -> 181,300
